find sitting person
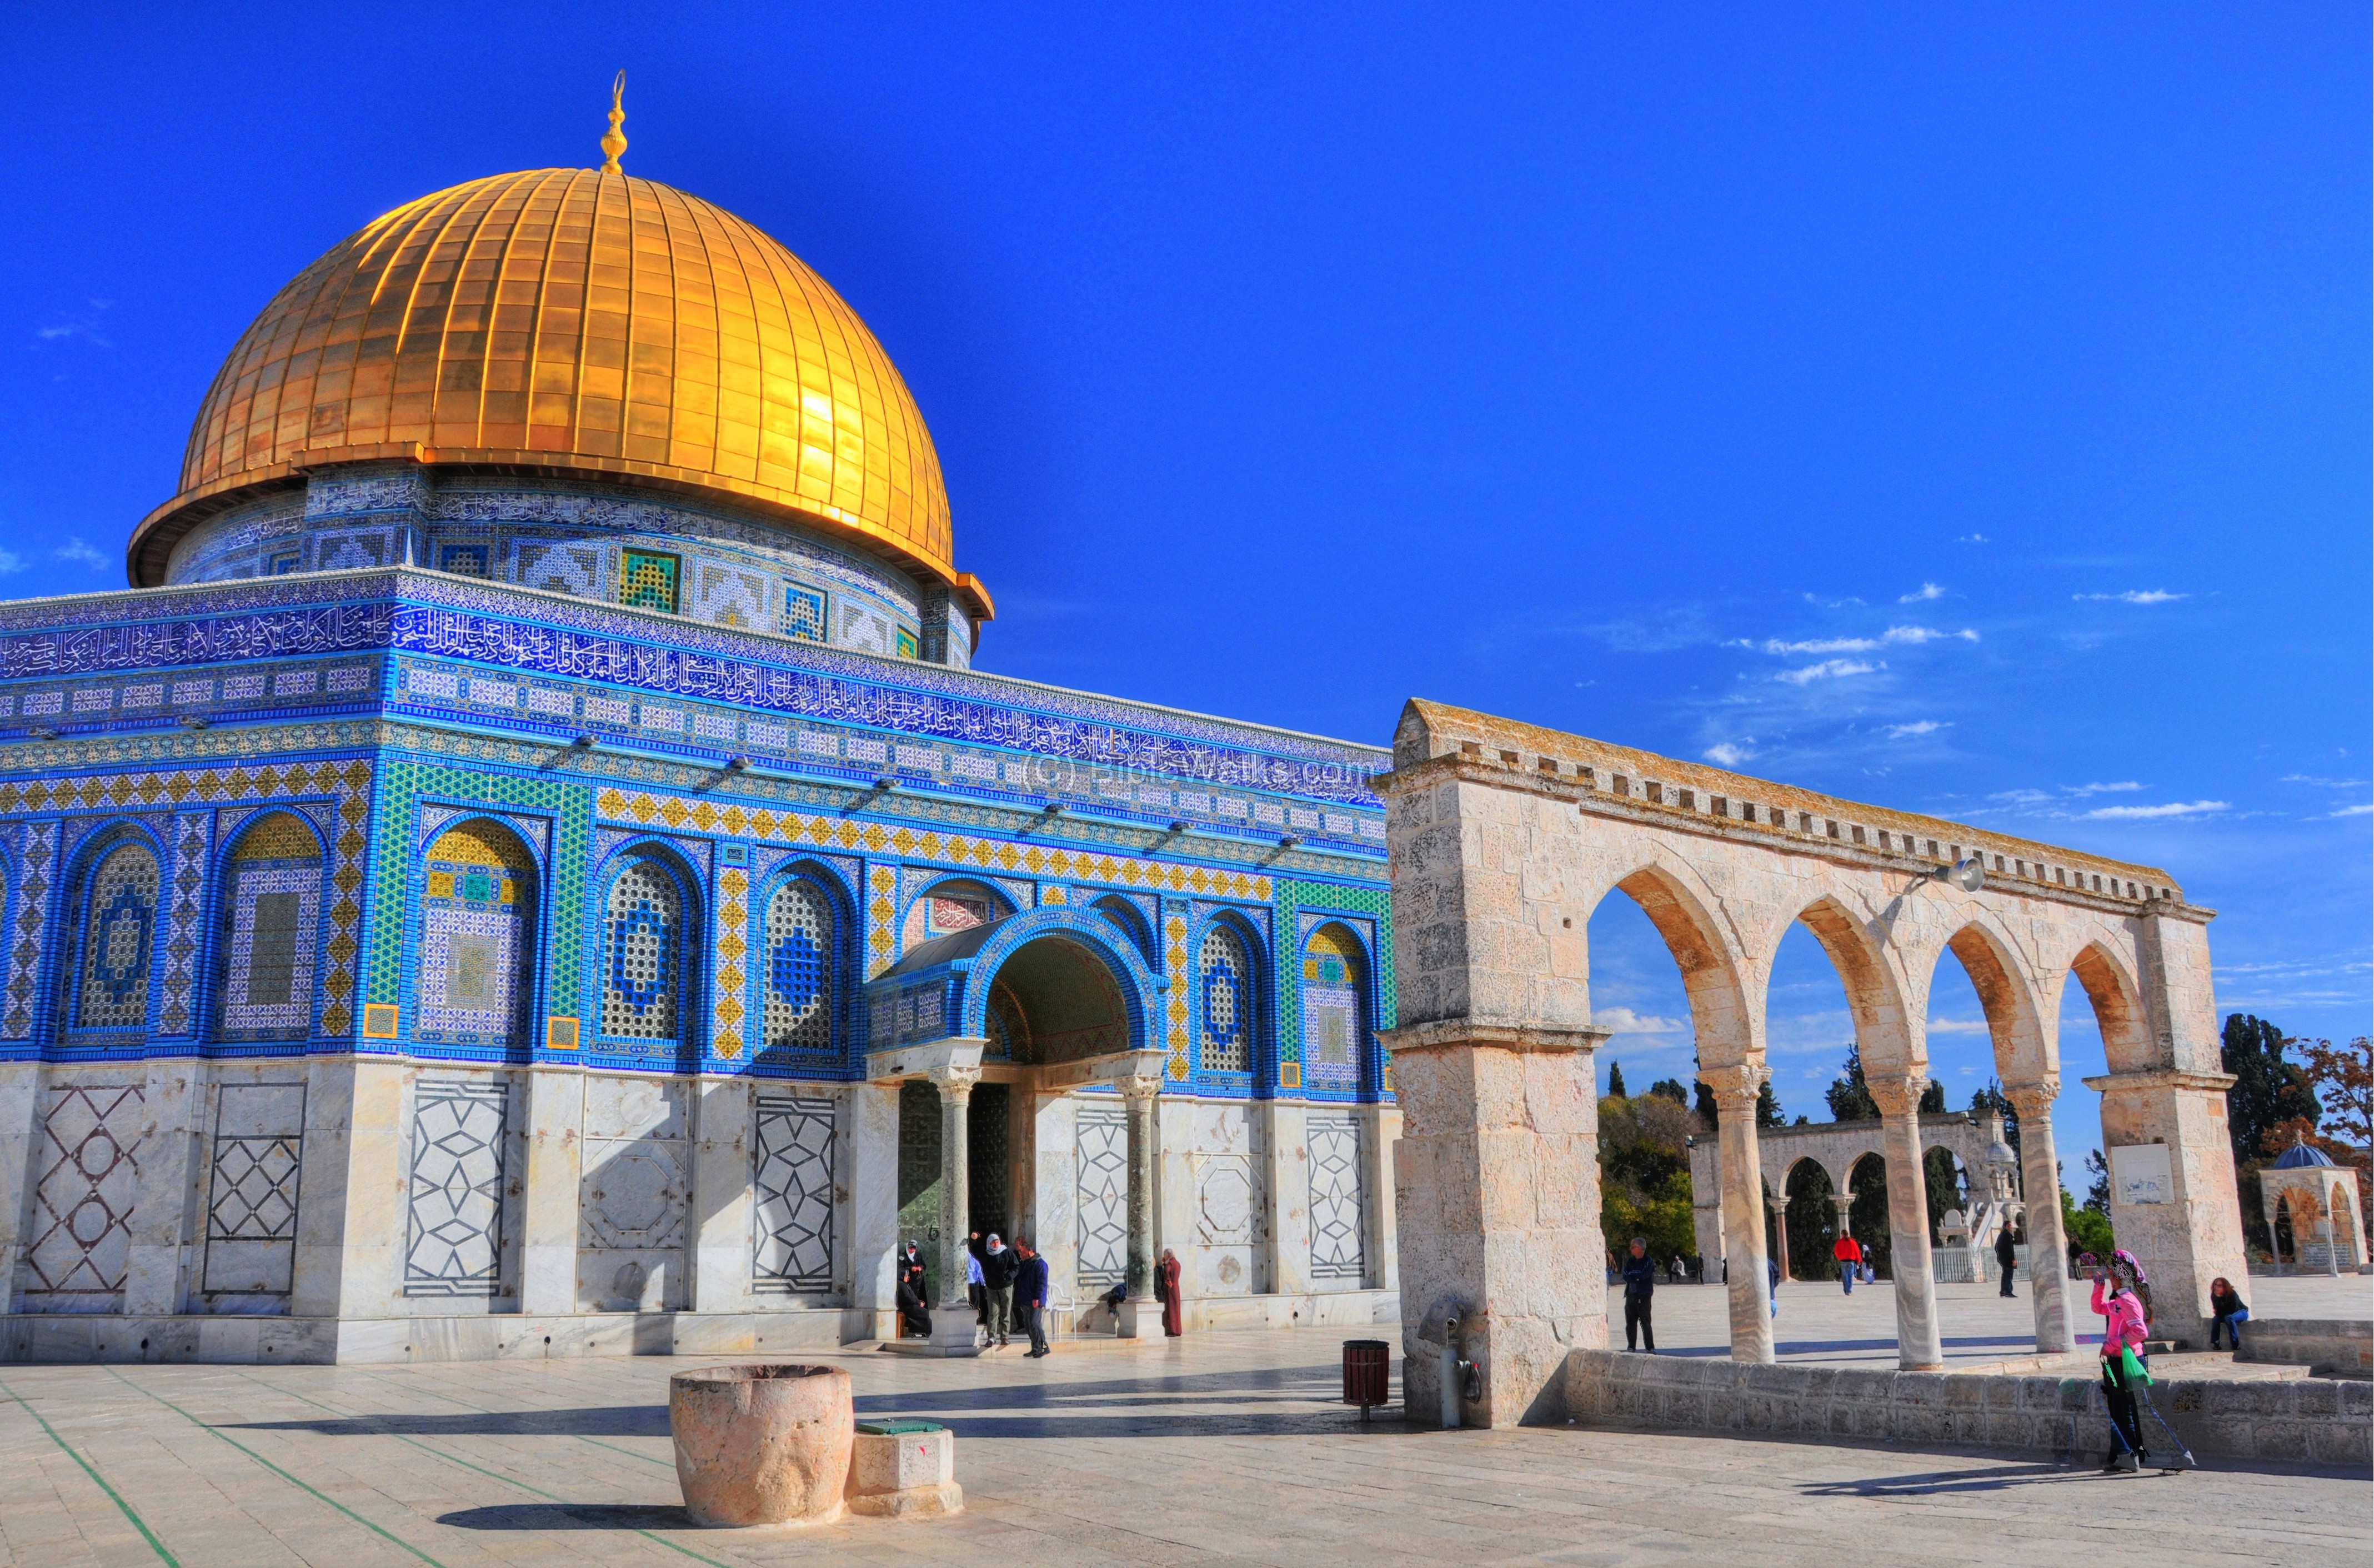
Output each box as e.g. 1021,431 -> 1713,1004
2208,1276 -> 2250,1351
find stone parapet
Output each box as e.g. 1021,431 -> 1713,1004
2237,1319 -> 2373,1381
1564,1349 -> 2372,1470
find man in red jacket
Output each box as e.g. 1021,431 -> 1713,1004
1832,1232 -> 1864,1295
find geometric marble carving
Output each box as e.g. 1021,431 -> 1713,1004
404,1079 -> 508,1298
1076,1101 -> 1128,1290
23,1083 -> 144,1310
1308,1110 -> 1365,1282
753,1094 -> 835,1292
203,1082 -> 305,1296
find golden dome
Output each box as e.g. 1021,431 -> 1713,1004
132,167 -> 986,614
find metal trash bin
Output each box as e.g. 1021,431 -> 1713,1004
1342,1338 -> 1391,1419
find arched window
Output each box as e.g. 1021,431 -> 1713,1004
1301,923 -> 1368,1091
218,811 -> 325,1041
762,878 -> 834,1053
77,839 -> 161,1030
601,856 -> 684,1041
417,820 -> 537,1049
1199,922 -> 1252,1074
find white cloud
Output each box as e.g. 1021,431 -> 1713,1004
0,550 -> 23,574
1595,1007 -> 1686,1035
1757,625 -> 1975,655
1990,787 -> 2055,806
2065,782 -> 2142,797
1703,740 -> 1756,767
2074,590 -> 2187,604
1926,1017 -> 1994,1035
1959,533 -> 1987,544
2082,799 -> 2227,820
1884,720 -> 1947,739
1899,583 -> 1946,603
1777,658 -> 1880,685
52,538 -> 107,570
2332,803 -> 2374,819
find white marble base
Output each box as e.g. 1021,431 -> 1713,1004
877,1312 -> 986,1357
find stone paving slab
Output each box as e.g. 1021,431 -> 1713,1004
2,1327 -> 2368,1567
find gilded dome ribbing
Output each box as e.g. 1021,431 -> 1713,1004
132,168 -> 972,605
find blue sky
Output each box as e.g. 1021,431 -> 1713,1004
2,7 -> 2366,1174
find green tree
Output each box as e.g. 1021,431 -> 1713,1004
1647,1078 -> 1689,1105
1694,1079 -> 1720,1127
1971,1080 -> 2020,1163
1756,1078 -> 1785,1128
2221,1014 -> 2319,1165
2062,1177 -> 2114,1261
2296,1036 -> 2373,1212
1598,1090 -> 1703,1263
2083,1149 -> 2111,1218
1605,1060 -> 1627,1099
1826,1044 -> 1879,1120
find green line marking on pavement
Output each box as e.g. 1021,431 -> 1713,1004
0,1376 -> 183,1567
234,1371 -> 737,1568
99,1365 -> 450,1568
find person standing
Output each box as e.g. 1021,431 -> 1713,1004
1620,1237 -> 1658,1352
965,1230 -> 988,1331
1157,1247 -> 1185,1337
1767,1253 -> 1781,1318
980,1233 -> 1019,1348
1015,1239 -> 1051,1358
894,1241 -> 932,1339
1995,1224 -> 2019,1298
1831,1230 -> 1864,1295
2089,1250 -> 2154,1471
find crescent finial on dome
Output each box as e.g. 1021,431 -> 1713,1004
600,71 -> 628,172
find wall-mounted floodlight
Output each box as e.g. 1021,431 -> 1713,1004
178,714 -> 209,732
1915,858 -> 1985,894
724,755 -> 752,772
570,734 -> 597,750
26,726 -> 57,740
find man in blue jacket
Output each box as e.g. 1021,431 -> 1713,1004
1621,1236 -> 1658,1352
1015,1238 -> 1051,1358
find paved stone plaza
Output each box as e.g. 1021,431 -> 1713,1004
4,1281 -> 2367,1568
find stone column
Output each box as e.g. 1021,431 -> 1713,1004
1390,1020 -> 1608,1426
1260,1099 -> 1311,1299
1119,1073 -> 1162,1312
687,1076 -> 752,1315
930,1063 -> 979,1312
1766,1191 -> 1791,1282
2005,1078 -> 2074,1354
124,1059 -> 205,1316
522,1064 -> 586,1317
848,1083 -> 902,1339
1358,1102 -> 1400,1292
1706,1068 -> 1775,1364
0,1061 -> 46,1315
1867,1073 -> 1944,1371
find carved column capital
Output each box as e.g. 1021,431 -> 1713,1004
2004,1079 -> 2060,1120
1115,1073 -> 1165,1104
1700,1062 -> 1767,1113
929,1064 -> 981,1103
1865,1073 -> 1925,1119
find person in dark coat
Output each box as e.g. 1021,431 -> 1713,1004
1620,1236 -> 1658,1352
1157,1248 -> 1184,1337
979,1233 -> 1020,1347
2208,1276 -> 2250,1351
1995,1224 -> 2020,1298
1015,1239 -> 1051,1357
894,1241 -> 932,1339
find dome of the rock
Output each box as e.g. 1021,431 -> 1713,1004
129,167 -> 975,610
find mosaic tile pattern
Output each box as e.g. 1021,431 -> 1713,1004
1300,923 -> 1365,1095
693,563 -> 768,630
782,583 -> 826,643
753,1094 -> 836,1292
1199,923 -> 1251,1074
0,759 -> 372,1044
712,865 -> 749,1061
1307,1111 -> 1366,1281
218,813 -> 323,1041
867,864 -> 896,978
76,842 -> 160,1031
1164,911 -> 1190,1083
23,1084 -> 143,1307
619,549 -> 681,614
159,814 -> 212,1035
417,822 -> 534,1050
1076,1102 -> 1128,1290
1272,878 -> 1396,1100
763,879 -> 833,1054
2,820 -> 56,1038
513,540 -> 604,598
600,859 -> 681,1042
404,1079 -> 508,1298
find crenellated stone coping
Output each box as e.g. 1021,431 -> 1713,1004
1564,1349 -> 2372,1469
1388,699 -> 2199,918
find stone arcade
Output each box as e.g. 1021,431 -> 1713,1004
1379,700 -> 2248,1427
0,148 -> 1400,1361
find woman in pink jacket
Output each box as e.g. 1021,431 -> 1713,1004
2088,1248 -> 2154,1471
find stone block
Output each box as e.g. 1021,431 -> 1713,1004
2306,1421 -> 2372,1469
2338,1381 -> 2372,1419
1941,1375 -> 1985,1410
2250,1421 -> 2308,1462
1891,1371 -> 1949,1409
845,1424 -> 963,1518
2291,1380 -> 2339,1417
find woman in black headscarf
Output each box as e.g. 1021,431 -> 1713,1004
895,1241 -> 933,1338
